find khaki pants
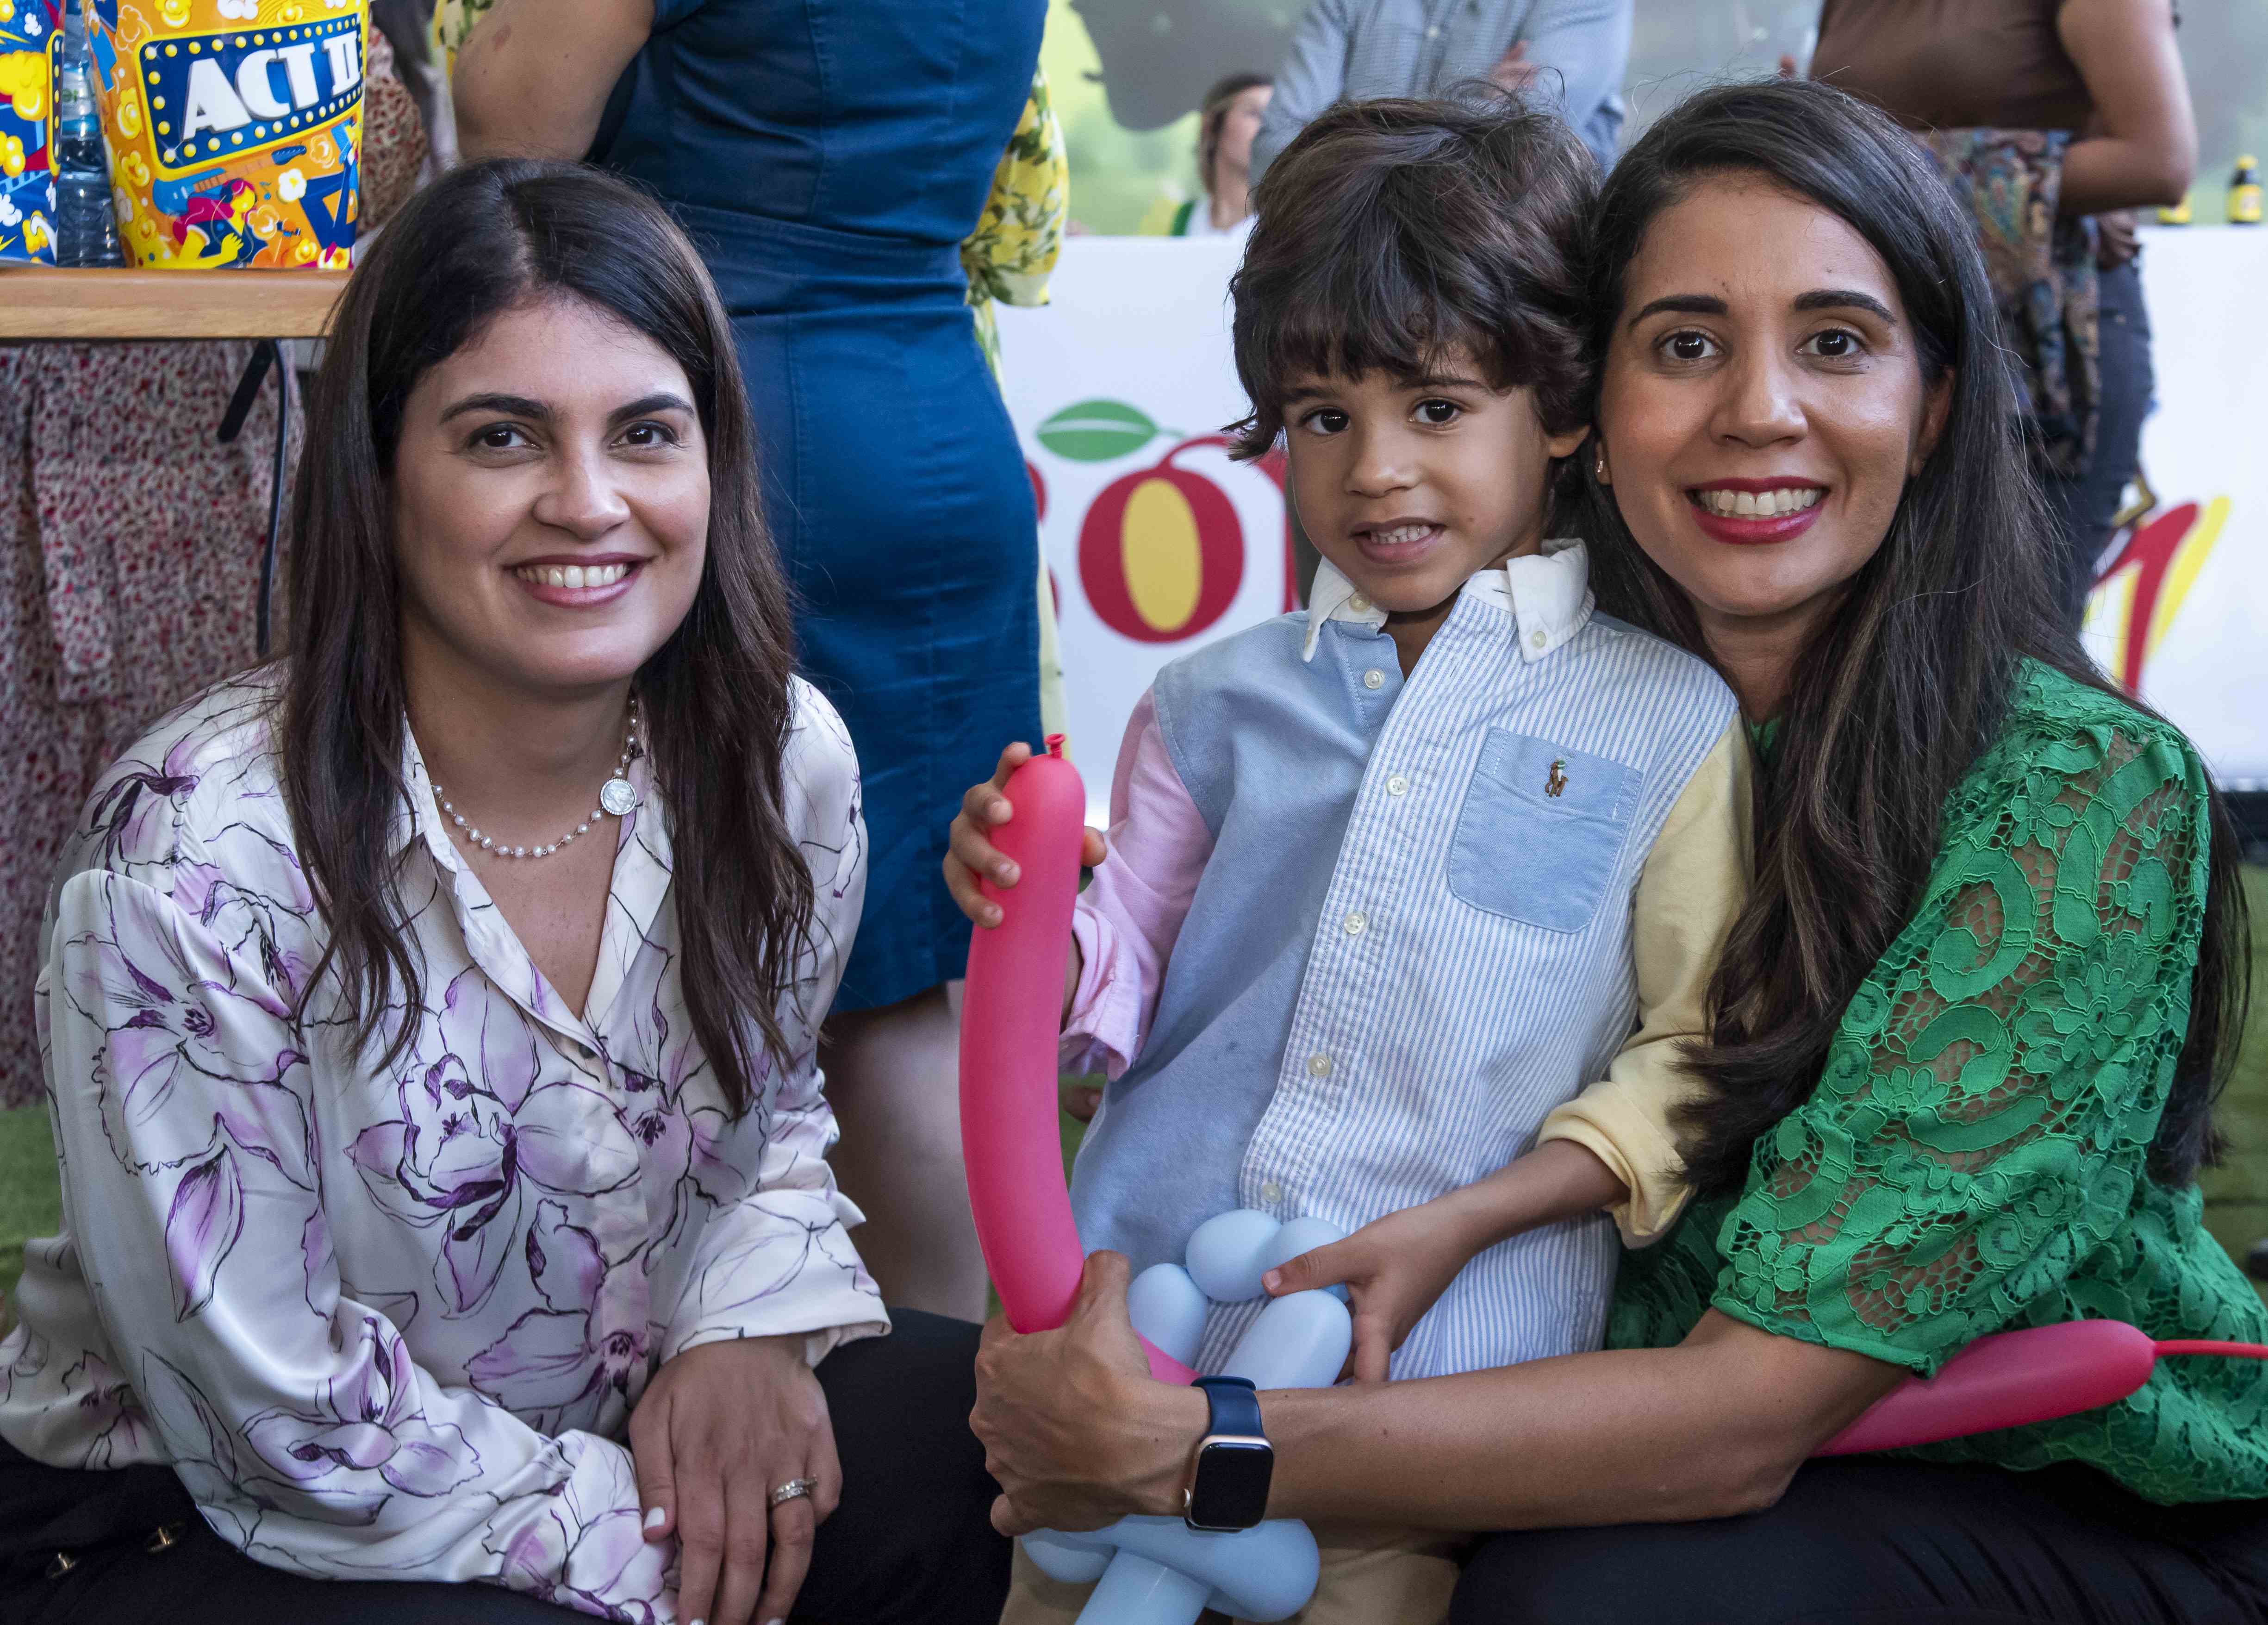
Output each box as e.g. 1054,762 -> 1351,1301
998,1523 -> 1462,1625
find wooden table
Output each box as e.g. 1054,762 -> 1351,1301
0,265 -> 348,339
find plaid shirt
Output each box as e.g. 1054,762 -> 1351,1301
1252,0 -> 1630,176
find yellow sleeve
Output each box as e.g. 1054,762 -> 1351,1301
438,0 -> 493,73
961,69 -> 1067,379
1537,718 -> 1753,1246
962,68 -> 1067,309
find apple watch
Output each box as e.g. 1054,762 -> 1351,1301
1183,1375 -> 1273,1532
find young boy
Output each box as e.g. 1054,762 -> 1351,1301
949,94 -> 1750,1624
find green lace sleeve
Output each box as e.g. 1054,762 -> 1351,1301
1708,696 -> 2213,1375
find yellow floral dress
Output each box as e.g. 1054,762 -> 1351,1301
435,0 -> 489,75
962,68 -> 1067,378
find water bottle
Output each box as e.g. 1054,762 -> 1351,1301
54,0 -> 121,267
2230,156 -> 2262,226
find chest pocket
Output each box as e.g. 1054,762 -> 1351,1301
1446,730 -> 1639,933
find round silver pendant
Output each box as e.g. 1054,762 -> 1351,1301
599,777 -> 639,818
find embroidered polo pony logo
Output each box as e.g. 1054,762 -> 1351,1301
1545,759 -> 1569,798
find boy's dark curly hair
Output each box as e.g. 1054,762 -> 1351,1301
1226,87 -> 1599,475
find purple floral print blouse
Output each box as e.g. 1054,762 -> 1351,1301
0,675 -> 881,1620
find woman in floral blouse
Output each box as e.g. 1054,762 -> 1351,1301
0,163 -> 1006,1625
969,81 -> 2268,1623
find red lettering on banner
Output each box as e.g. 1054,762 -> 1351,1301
2095,501 -> 2203,692
1078,437 -> 1246,643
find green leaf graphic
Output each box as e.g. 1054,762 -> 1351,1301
1037,399 -> 1161,462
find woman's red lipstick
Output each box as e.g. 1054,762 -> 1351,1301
1686,479 -> 1827,546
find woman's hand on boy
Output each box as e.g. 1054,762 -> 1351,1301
1262,1198 -> 1489,1384
630,1333 -> 841,1625
1264,1144 -> 1632,1381
944,741 -> 1106,927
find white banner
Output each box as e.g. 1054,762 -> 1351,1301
1000,233 -> 2268,809
2084,228 -> 2268,790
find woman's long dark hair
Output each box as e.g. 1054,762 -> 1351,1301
1578,80 -> 2250,1192
279,160 -> 814,1115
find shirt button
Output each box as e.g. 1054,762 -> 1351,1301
1363,668 -> 1385,689
1529,630 -> 1549,650
1259,1179 -> 1285,1205
1386,774 -> 1408,796
1348,593 -> 1371,613
1343,910 -> 1368,936
1306,1052 -> 1333,1079
1425,23 -> 1440,37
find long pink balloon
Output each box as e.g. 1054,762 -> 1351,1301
960,740 -> 1196,1384
1819,1321 -> 2268,1455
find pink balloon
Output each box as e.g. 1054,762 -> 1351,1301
960,741 -> 1196,1385
1818,1320 -> 2159,1455
1819,1323 -> 2268,1456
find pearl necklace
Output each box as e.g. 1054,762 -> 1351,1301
431,696 -> 642,861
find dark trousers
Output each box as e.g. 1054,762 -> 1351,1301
2045,257 -> 2155,624
0,1308 -> 1007,1625
1451,1456 -> 2268,1625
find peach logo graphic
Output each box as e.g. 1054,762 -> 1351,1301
2087,497 -> 2231,693
1038,400 -> 1247,644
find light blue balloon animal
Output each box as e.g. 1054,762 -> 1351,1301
1020,1210 -> 1353,1624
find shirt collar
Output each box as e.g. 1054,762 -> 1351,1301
1302,558 -> 1388,658
1301,538 -> 1595,663
394,728 -> 452,865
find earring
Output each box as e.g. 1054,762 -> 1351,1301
1592,442 -> 1610,484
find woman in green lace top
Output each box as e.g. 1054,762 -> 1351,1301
966,80 -> 2264,1622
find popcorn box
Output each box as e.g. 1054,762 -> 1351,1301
0,0 -> 59,263
87,0 -> 364,268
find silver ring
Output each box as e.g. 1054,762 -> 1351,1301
769,1477 -> 817,1508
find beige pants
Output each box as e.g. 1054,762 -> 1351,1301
998,1523 -> 1462,1625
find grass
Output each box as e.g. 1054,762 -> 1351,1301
6,869 -> 2268,1337
2196,866 -> 2268,1272
0,1104 -> 57,1334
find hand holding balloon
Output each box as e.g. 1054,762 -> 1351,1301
973,1251 -> 1200,1538
946,740 -> 1107,924
1017,1212 -> 1355,1625
947,740 -> 1104,1027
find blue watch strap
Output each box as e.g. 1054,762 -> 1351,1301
1193,1374 -> 1264,1438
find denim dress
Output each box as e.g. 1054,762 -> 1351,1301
596,0 -> 1047,1007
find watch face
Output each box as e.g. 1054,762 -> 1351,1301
1188,1438 -> 1274,1531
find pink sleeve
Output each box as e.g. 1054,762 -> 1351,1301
1061,689 -> 1214,1079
